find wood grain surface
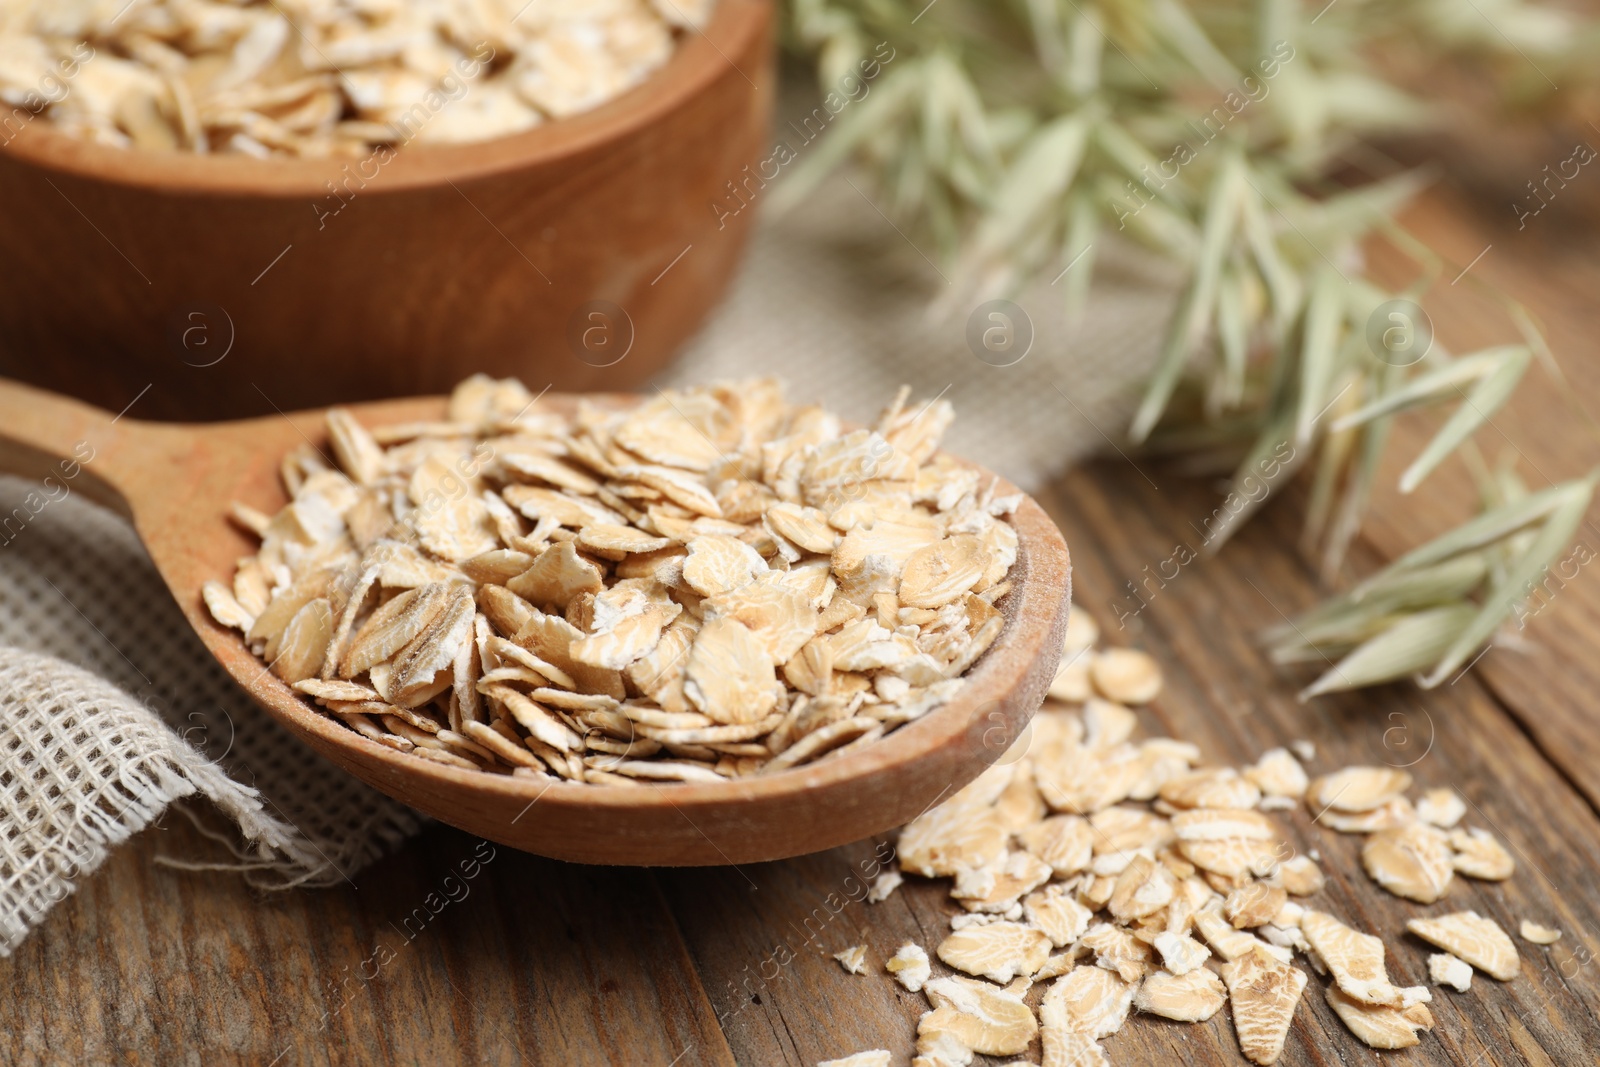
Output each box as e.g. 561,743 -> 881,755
4,185 -> 1600,1065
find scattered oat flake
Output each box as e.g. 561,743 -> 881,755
1024,884 -> 1092,948
1310,766 -> 1412,813
1222,947 -> 1307,1065
911,1023 -> 971,1067
1244,748 -> 1308,799
922,976 -> 1038,1056
1048,650 -> 1094,703
1080,920 -> 1154,982
1017,815 -> 1093,878
1171,807 -> 1277,842
1225,883 -> 1288,930
1429,952 -> 1473,992
1519,921 -> 1560,945
1081,699 -> 1138,750
1041,1029 -> 1109,1067
1137,967 -> 1227,1022
1161,767 -> 1262,811
1363,822 -> 1454,904
1061,604 -> 1100,652
1301,910 -> 1407,1007
817,1053 -> 890,1067
1107,853 -> 1176,921
1271,855 -> 1324,897
898,802 -> 1007,878
797,608 -> 1542,1064
867,869 -> 904,904
1450,827 -> 1515,881
833,944 -> 868,975
937,922 -> 1051,984
1416,787 -> 1467,828
1081,806 -> 1171,857
1039,965 -> 1134,1039
1179,835 -> 1285,882
952,850 -> 1052,913
1153,931 -> 1212,976
1195,903 -> 1280,963
1316,796 -> 1416,834
1326,985 -> 1434,1049
817,1052 -> 890,1067
886,943 -> 931,992
1090,647 -> 1162,704
1407,912 -> 1520,981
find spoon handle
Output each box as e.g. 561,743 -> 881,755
0,377 -> 159,518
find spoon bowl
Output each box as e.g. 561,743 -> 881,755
0,378 -> 1071,865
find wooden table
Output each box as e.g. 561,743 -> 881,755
7,185 -> 1600,1066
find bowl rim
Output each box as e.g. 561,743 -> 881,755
0,0 -> 770,197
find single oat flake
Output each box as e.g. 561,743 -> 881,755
1023,884 -> 1092,948
1407,912 -> 1521,981
211,377 -> 1017,784
1090,647 -> 1162,704
866,869 -> 904,904
1301,910 -> 1412,1007
833,944 -> 868,975
1309,766 -> 1412,813
1428,952 -> 1473,992
1363,822 -> 1454,904
936,921 -> 1050,984
1135,967 -> 1227,1022
1225,883 -> 1288,930
1223,947 -> 1308,1065
1416,787 -> 1467,828
1450,827 -> 1515,881
921,975 -> 1037,1056
1152,931 -> 1211,976
1520,920 -> 1561,945
1041,1029 -> 1110,1067
1325,985 -> 1435,1050
1244,747 -> 1309,799
817,1052 -> 890,1067
1038,965 -> 1134,1039
887,942 -> 931,992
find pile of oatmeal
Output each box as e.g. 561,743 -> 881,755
0,0 -> 711,155
204,375 -> 1020,783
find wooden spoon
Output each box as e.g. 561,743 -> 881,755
0,379 -> 1071,866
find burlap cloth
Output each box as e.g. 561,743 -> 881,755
0,173 -> 1180,956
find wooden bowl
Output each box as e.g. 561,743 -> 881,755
0,380 -> 1073,867
0,1 -> 773,422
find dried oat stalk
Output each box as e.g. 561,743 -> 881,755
782,0 -> 1597,695
1267,469 -> 1596,696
